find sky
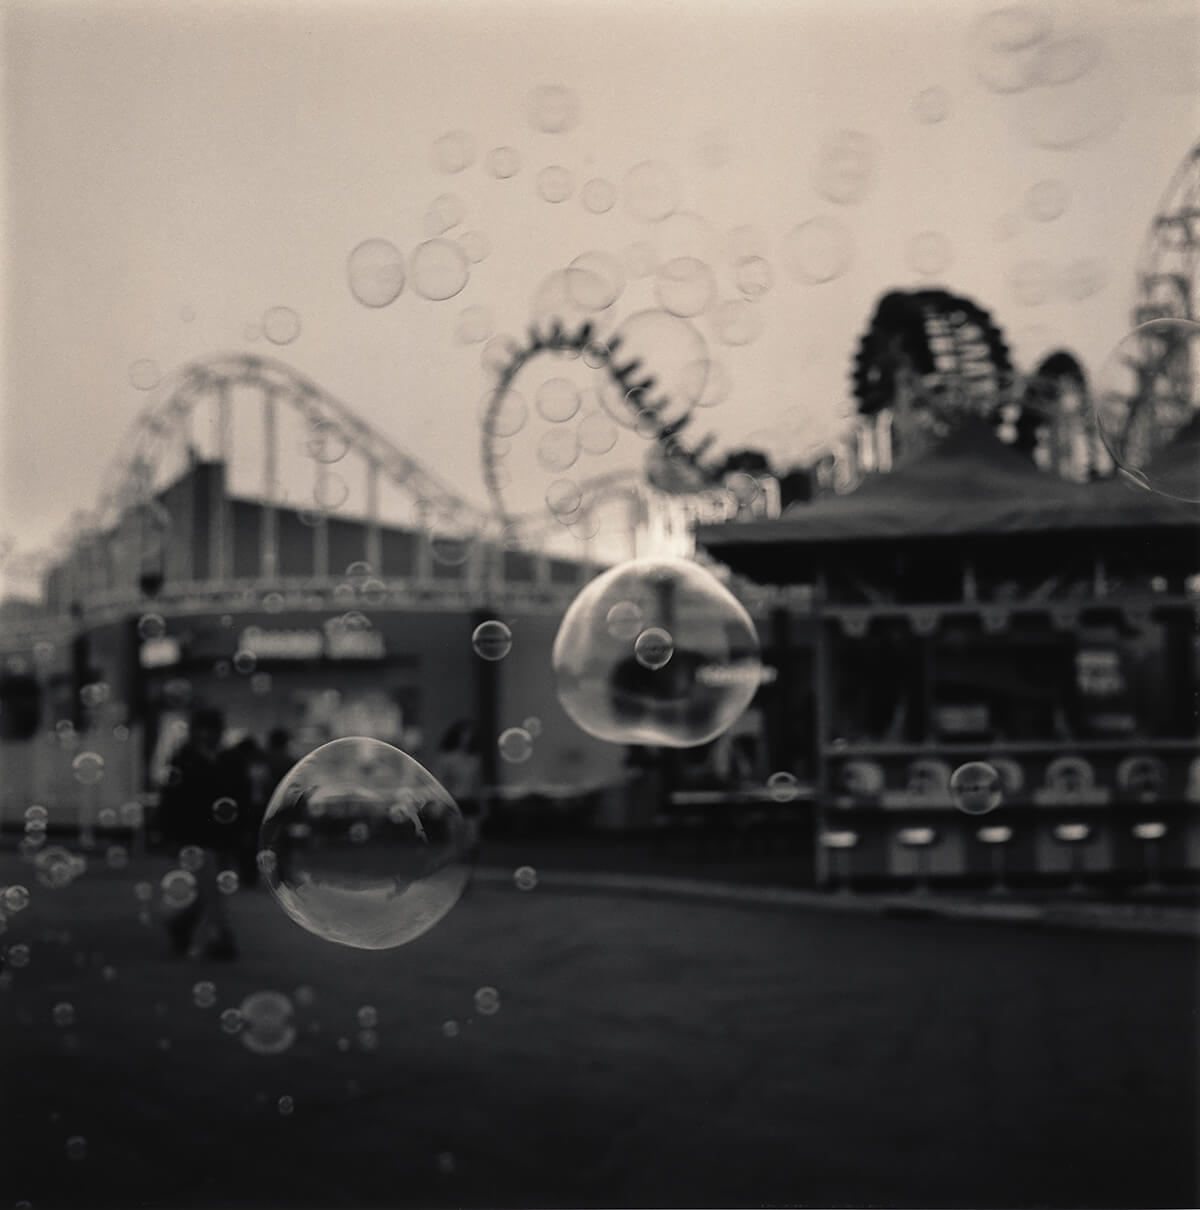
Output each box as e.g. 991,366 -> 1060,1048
1,0 -> 1197,593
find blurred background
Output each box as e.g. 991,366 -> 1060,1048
0,1 -> 1197,1207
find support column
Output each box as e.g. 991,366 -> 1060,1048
366,459 -> 382,573
261,389 -> 278,579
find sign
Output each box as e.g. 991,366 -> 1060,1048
238,621 -> 386,662
139,637 -> 181,669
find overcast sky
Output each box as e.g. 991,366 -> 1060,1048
1,0 -> 1197,592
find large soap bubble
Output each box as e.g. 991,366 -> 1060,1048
552,558 -> 762,747
1095,318 -> 1200,502
258,738 -> 472,949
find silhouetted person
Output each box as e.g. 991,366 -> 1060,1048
225,735 -> 272,888
158,707 -> 240,959
434,721 -> 483,858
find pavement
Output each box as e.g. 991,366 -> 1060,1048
1,839 -> 1197,1209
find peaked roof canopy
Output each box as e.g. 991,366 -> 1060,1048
697,421 -> 1198,582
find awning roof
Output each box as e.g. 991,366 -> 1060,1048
697,422 -> 1198,577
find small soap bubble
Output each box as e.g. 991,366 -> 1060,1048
908,231 -> 953,277
424,193 -> 465,236
436,1151 -> 456,1176
536,378 -> 582,423
35,847 -> 79,890
72,752 -> 105,785
513,866 -> 538,891
258,738 -> 471,949
553,558 -> 762,747
65,1136 -> 87,1161
347,239 -> 406,307
522,716 -> 542,738
24,805 -> 49,828
240,991 -> 297,1055
472,620 -> 513,661
474,986 -> 501,1016
336,1036 -> 351,1052
913,86 -> 950,123
712,298 -> 763,347
192,981 -> 217,1009
133,881 -> 153,902
656,257 -> 716,318
3,885 -> 29,912
1009,260 -> 1051,306
779,217 -> 854,285
766,771 -> 800,802
1025,179 -> 1069,223
581,177 -> 617,213
217,870 -> 240,895
160,869 -> 198,910
7,943 -> 30,968
486,146 -> 521,179
212,797 -> 239,825
537,426 -> 581,472
220,1008 -> 244,1035
605,600 -> 644,641
527,84 -> 579,132
633,627 -> 674,670
294,985 -> 316,1007
578,411 -> 618,455
101,965 -> 117,982
950,761 -> 1004,816
129,359 -> 161,391
348,821 -> 370,845
356,1005 -> 378,1029
410,239 -> 470,302
277,1095 -> 295,1117
262,306 -> 301,345
441,1020 -> 460,1038
455,305 -> 493,345
52,1001 -> 75,1027
536,165 -> 574,204
622,160 -> 678,222
179,845 -> 205,873
545,478 -> 583,517
104,845 -> 128,870
734,256 -> 774,300
432,130 -> 475,174
814,130 -> 876,205
498,727 -> 534,764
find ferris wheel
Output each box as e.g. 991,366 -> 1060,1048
1134,140 -> 1200,325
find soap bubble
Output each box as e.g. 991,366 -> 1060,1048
513,866 -> 538,891
263,306 -> 301,345
913,86 -> 950,123
766,771 -> 800,802
424,193 -> 465,236
473,986 -> 501,1016
3,885 -> 29,912
161,869 -> 198,909
239,990 -> 297,1055
1094,318 -> 1200,502
220,1008 -> 244,1035
347,239 -> 406,307
72,751 -> 105,785
179,845 -> 205,872
432,130 -> 475,174
734,256 -> 774,300
814,130 -> 876,204
581,177 -> 617,213
553,558 -> 762,747
622,159 -> 679,222
458,230 -> 489,263
633,627 -> 674,670
212,797 -> 239,825
471,620 -> 513,661
579,411 -> 618,455
66,1136 -> 88,1161
527,84 -> 579,132
278,1095 -> 295,1116
35,847 -> 82,890
536,378 -> 582,423
606,600 -> 644,640
257,738 -> 472,949
950,761 -> 1004,816
1025,179 -> 1069,222
656,257 -> 716,318
486,146 -> 521,179
52,1001 -> 75,1026
778,217 -> 854,285
712,298 -> 763,346
567,251 -> 625,312
497,727 -> 534,764
1009,260 -> 1051,306
908,231 -> 953,277
537,427 -> 580,472
410,239 -> 469,302
217,870 -> 240,895
456,305 -> 493,344
441,1020 -> 460,1038
192,981 -> 217,1009
129,359 -> 161,391
536,165 -> 574,204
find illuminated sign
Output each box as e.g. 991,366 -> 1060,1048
238,622 -> 385,662
139,637 -> 181,668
